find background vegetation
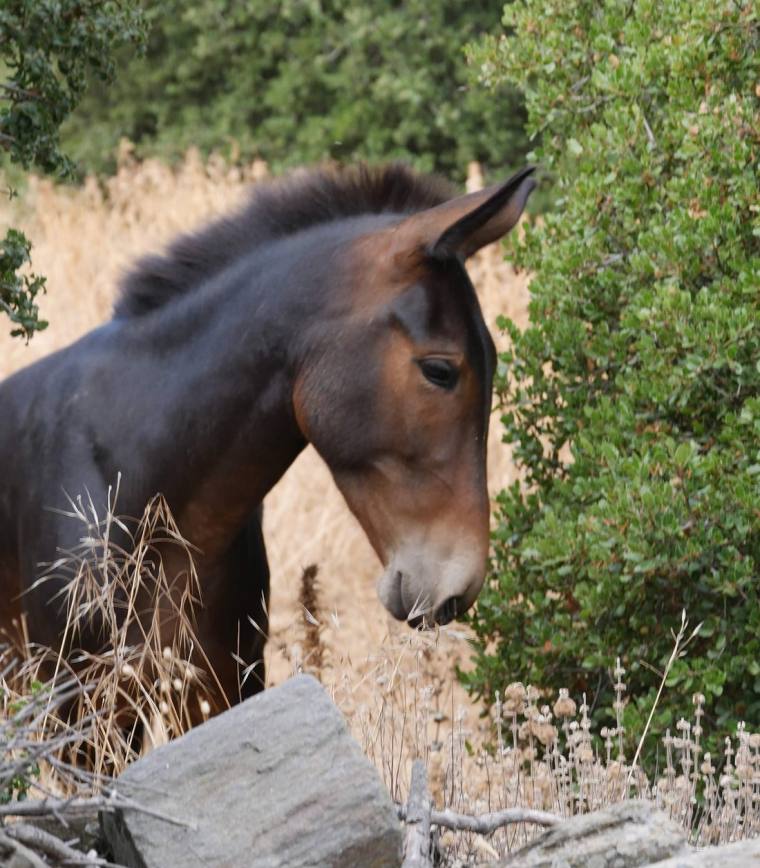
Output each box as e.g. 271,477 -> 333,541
62,0 -> 527,180
0,0 -> 144,339
465,0 -> 760,763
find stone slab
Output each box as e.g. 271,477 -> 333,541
649,835 -> 760,866
496,800 -> 689,868
101,674 -> 402,868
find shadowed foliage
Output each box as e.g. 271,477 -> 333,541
62,0 -> 528,180
464,0 -> 760,767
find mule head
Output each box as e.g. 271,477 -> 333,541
293,167 -> 536,626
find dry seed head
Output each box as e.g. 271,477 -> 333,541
172,677 -> 183,692
536,723 -> 558,746
526,685 -> 541,704
504,681 -> 526,704
737,763 -> 753,782
553,688 -> 576,718
606,760 -> 624,780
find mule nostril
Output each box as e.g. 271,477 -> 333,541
435,594 -> 464,626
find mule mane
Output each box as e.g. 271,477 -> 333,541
114,163 -> 457,318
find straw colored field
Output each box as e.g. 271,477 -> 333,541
0,149 -> 529,744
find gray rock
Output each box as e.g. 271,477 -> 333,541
101,674 -> 402,868
496,800 -> 690,868
648,835 -> 760,866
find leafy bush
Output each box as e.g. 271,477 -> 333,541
0,0 -> 144,339
464,0 -> 760,761
0,229 -> 47,340
62,0 -> 527,180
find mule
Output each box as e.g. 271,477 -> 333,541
0,162 -> 535,709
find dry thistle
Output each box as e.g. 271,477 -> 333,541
298,564 -> 324,677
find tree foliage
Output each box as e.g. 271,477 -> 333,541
63,0 -> 527,180
0,228 -> 47,339
0,0 -> 144,339
465,0 -> 760,761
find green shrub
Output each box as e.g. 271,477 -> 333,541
62,0 -> 527,180
464,0 -> 760,762
1,0 -> 145,338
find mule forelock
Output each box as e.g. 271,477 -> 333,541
113,163 -> 457,319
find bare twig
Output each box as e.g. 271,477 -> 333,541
627,610 -> 702,787
641,110 -> 657,148
0,831 -> 48,868
5,824 -> 109,866
426,805 -> 559,834
397,799 -> 560,835
0,792 -> 195,830
401,759 -> 433,868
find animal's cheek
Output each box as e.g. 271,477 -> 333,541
291,366 -> 376,468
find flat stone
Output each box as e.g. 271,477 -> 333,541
648,835 -> 760,866
101,674 -> 402,868
496,800 -> 690,868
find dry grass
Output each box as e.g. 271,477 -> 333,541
1,488 -> 217,796
2,152 -> 757,861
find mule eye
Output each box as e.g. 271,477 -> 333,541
419,358 -> 459,390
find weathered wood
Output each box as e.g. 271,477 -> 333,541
401,760 -> 433,868
496,800 -> 689,867
0,831 -> 49,868
0,793 -> 188,827
397,802 -> 559,833
4,824 -> 104,866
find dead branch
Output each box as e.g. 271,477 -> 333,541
401,759 -> 433,868
0,792 -> 195,830
0,830 -> 48,868
397,801 -> 560,835
4,823 -> 109,866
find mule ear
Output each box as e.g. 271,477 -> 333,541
426,166 -> 536,260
